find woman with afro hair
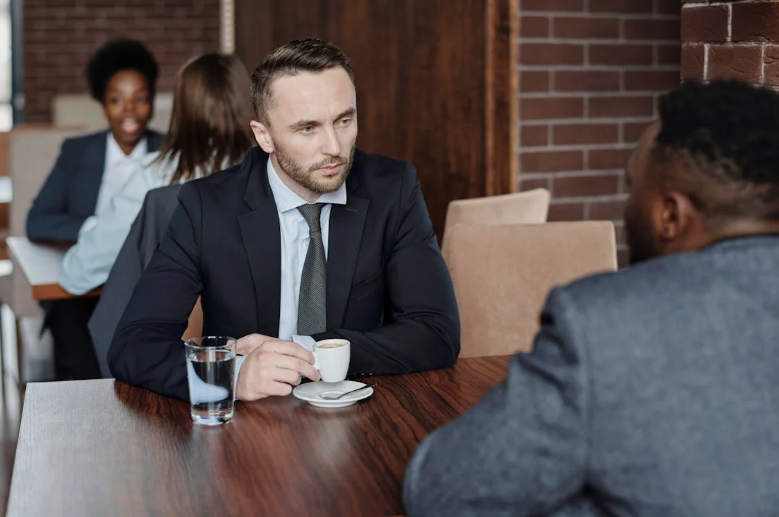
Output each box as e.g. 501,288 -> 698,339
27,38 -> 163,381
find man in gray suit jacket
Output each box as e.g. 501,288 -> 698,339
403,79 -> 779,517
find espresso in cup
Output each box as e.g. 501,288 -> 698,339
314,339 -> 350,382
318,342 -> 346,349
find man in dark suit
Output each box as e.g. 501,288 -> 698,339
403,80 -> 779,517
109,38 -> 460,401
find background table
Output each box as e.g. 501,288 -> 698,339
6,355 -> 510,517
6,236 -> 101,300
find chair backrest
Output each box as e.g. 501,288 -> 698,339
0,130 -> 9,177
9,126 -> 85,236
6,126 -> 84,316
446,221 -> 617,357
442,189 -> 550,258
53,93 -> 173,135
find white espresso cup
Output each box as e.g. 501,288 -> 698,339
314,339 -> 351,383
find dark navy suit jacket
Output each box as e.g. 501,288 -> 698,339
26,130 -> 164,243
109,147 -> 461,400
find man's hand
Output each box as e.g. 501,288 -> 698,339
235,334 -> 320,401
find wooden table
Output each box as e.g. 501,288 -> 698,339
6,355 -> 510,517
6,236 -> 101,300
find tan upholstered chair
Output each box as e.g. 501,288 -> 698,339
442,188 -> 550,257
53,93 -> 173,135
0,126 -> 85,319
446,221 -> 617,357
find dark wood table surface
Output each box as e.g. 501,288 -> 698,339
6,355 -> 510,517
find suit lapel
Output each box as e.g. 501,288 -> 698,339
238,152 -> 282,337
81,132 -> 108,214
146,130 -> 164,153
327,194 -> 369,330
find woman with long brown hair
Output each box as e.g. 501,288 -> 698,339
59,53 -> 254,296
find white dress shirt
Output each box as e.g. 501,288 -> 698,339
234,157 -> 347,379
94,133 -> 148,219
267,157 -> 347,341
58,151 -> 181,294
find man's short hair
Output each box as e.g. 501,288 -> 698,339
250,38 -> 355,124
654,80 -> 779,223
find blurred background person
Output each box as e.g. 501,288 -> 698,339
59,52 -> 254,294
26,38 -> 161,381
27,38 -> 162,242
59,53 -> 255,374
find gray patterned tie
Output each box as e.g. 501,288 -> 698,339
297,203 -> 327,335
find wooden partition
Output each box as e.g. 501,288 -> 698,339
234,0 -> 519,237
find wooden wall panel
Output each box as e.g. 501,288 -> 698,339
234,0 -> 517,237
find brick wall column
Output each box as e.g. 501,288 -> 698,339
682,0 -> 779,85
517,0 -> 680,266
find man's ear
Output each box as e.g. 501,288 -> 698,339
659,191 -> 698,242
250,120 -> 274,153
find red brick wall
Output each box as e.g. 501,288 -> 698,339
23,0 -> 221,123
518,0 -> 681,265
682,0 -> 779,86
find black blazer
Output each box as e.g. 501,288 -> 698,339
109,147 -> 461,400
26,130 -> 164,242
89,184 -> 183,378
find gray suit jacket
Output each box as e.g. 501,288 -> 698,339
404,236 -> 779,517
88,185 -> 182,377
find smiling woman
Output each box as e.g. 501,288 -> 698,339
25,38 -> 165,382
86,38 -> 158,155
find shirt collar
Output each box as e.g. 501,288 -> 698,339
106,132 -> 148,167
266,157 -> 347,214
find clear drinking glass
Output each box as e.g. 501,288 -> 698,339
184,336 -> 237,425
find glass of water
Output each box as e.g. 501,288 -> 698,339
184,336 -> 237,426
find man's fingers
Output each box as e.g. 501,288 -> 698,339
269,366 -> 302,387
261,340 -> 316,365
241,380 -> 293,400
235,333 -> 275,355
236,341 -> 322,400
269,354 -> 318,383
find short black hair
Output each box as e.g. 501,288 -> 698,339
85,38 -> 159,103
654,79 -> 779,221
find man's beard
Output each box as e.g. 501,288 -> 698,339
276,144 -> 356,195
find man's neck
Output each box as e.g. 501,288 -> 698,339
702,219 -> 779,248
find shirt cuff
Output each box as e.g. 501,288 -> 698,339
78,215 -> 98,236
234,354 -> 247,395
292,335 -> 319,370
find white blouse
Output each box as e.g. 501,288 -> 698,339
58,151 -> 189,295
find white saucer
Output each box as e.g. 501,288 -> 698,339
292,380 -> 374,408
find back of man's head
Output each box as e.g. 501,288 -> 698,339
658,80 -> 779,220
624,80 -> 779,264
